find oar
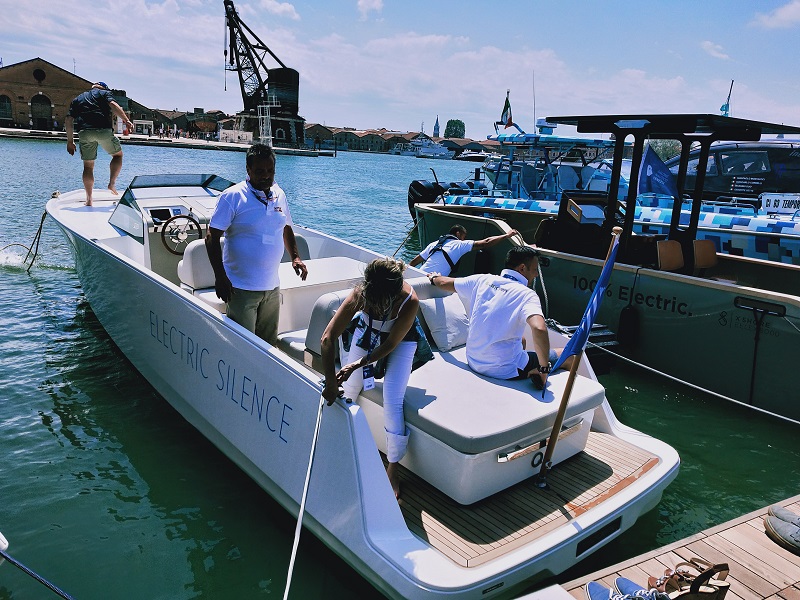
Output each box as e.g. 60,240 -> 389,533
282,391 -> 327,600
0,532 -> 75,600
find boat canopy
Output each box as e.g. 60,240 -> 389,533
540,114 -> 800,264
488,132 -> 617,150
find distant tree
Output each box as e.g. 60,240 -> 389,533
443,119 -> 465,139
647,139 -> 681,161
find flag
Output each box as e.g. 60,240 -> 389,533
548,233 -> 620,375
638,145 -> 680,200
720,102 -> 729,116
501,91 -> 513,129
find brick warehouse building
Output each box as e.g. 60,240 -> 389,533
0,57 -> 107,130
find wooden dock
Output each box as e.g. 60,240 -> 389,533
558,494 -> 800,599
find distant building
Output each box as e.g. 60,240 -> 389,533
0,57 -> 95,129
433,115 -> 440,138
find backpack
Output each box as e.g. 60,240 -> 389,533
424,234 -> 459,274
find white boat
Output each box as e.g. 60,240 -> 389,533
454,150 -> 500,162
46,174 -> 679,599
415,138 -> 455,160
392,135 -> 455,159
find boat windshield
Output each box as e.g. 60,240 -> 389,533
127,174 -> 234,191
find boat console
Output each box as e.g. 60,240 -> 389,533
108,174 -> 232,284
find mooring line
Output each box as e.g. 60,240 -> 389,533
282,393 -> 326,600
391,216 -> 421,258
578,335 -> 800,426
24,211 -> 48,273
0,545 -> 75,600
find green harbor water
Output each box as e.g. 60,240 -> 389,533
1,137 -> 798,599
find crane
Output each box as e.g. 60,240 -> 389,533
223,0 -> 304,145
224,0 -> 284,114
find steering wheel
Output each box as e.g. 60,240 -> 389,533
160,214 -> 203,255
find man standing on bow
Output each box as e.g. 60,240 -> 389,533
206,143 -> 308,345
65,82 -> 133,206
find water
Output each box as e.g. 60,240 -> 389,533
1,138 -> 799,599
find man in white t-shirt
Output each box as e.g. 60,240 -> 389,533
409,224 -> 520,275
427,245 -> 572,389
206,143 -> 308,345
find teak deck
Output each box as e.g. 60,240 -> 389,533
396,431 -> 659,567
560,495 -> 800,600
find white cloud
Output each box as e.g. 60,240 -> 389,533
260,0 -> 300,21
700,40 -> 730,60
751,0 -> 800,28
357,0 -> 383,20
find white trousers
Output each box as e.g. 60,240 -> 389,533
341,339 -> 416,463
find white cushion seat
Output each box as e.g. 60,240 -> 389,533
361,345 -> 604,454
177,238 -> 227,313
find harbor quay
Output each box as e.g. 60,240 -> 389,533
0,126 -> 332,157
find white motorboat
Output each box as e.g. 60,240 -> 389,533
46,174 -> 679,599
415,138 -> 455,160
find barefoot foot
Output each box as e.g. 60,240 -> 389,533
107,185 -> 118,195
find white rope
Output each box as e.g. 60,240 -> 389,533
282,395 -> 325,600
582,337 -> 800,426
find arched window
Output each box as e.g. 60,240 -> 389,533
0,95 -> 12,122
30,94 -> 52,130
275,128 -> 286,140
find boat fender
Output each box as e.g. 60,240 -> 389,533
616,305 -> 640,348
473,248 -> 492,274
616,268 -> 642,348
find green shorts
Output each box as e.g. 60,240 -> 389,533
78,129 -> 122,161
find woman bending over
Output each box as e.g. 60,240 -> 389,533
320,257 -> 419,498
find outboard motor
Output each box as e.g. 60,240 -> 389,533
408,179 -> 447,220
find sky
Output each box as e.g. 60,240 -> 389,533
2,0 -> 800,140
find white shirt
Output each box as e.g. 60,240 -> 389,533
418,237 -> 474,275
454,269 -> 544,379
209,180 -> 293,291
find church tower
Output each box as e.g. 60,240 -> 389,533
433,115 -> 440,138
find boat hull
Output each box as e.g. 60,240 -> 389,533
537,252 -> 800,421
46,185 -> 679,598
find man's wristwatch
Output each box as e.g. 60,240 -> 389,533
537,362 -> 552,374
429,274 -> 438,286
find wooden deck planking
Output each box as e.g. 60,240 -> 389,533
561,496 -> 800,600
396,432 -> 658,568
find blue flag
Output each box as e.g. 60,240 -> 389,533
638,145 -> 680,200
548,234 -> 620,376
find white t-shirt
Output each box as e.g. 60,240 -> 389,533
454,269 -> 544,379
209,180 -> 293,291
418,237 -> 474,275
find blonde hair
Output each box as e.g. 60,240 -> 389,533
355,257 -> 406,316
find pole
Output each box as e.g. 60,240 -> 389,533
535,227 -> 620,486
534,349 -> 583,486
282,394 -> 325,600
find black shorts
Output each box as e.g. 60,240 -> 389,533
513,350 -> 558,379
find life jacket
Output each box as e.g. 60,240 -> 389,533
424,234 -> 459,273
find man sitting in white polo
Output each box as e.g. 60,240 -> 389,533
426,245 -> 572,389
